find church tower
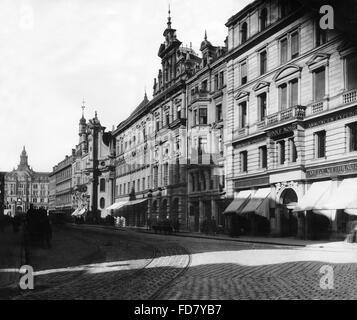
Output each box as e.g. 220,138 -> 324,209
19,146 -> 29,168
79,100 -> 88,154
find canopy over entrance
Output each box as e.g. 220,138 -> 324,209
223,190 -> 252,215
241,188 -> 271,218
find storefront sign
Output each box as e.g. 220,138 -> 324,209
234,176 -> 269,189
306,161 -> 357,179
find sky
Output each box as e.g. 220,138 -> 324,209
0,0 -> 251,172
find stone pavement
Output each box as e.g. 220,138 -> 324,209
5,224 -> 357,300
0,225 -> 23,294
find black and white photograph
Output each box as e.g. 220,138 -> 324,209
1,0 -> 357,307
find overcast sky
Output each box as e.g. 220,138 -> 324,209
0,0 -> 251,172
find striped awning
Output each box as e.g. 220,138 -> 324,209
223,190 -> 252,214
241,188 -> 271,217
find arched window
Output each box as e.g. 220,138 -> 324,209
100,197 -> 105,209
100,178 -> 105,192
260,8 -> 268,31
241,22 -> 248,43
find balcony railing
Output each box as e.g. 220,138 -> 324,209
190,90 -> 209,104
343,89 -> 357,104
266,105 -> 306,127
233,127 -> 248,140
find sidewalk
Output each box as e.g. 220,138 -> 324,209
76,223 -> 345,248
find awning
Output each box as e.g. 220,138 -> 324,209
324,178 -> 357,211
241,188 -> 271,218
293,181 -> 333,212
124,199 -> 147,206
223,190 -> 252,214
105,201 -> 129,211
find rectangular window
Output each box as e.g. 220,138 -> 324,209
165,113 -> 170,126
349,123 -> 357,152
198,137 -> 208,156
239,101 -> 247,128
315,131 -> 326,158
163,163 -> 169,186
142,178 -> 146,191
291,32 -> 299,59
260,50 -> 267,75
214,74 -> 219,90
316,26 -> 327,46
258,93 -> 267,121
278,140 -> 286,165
347,54 -> 357,91
216,104 -> 223,122
241,62 -> 247,85
240,151 -> 248,172
280,83 -> 288,110
290,79 -> 298,107
199,108 -> 208,125
314,67 -> 325,101
156,119 -> 160,132
219,71 -> 225,88
280,38 -> 288,64
289,138 -> 297,163
259,146 -> 268,169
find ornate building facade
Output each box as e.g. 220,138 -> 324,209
4,147 -> 49,213
224,0 -> 357,239
186,32 -> 228,231
111,13 -> 201,229
71,111 -> 114,221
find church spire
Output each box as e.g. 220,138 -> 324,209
19,146 -> 28,167
167,4 -> 171,29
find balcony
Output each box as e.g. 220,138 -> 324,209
343,89 -> 357,105
307,99 -> 328,116
266,105 -> 306,127
190,90 -> 210,104
233,127 -> 249,140
169,117 -> 187,129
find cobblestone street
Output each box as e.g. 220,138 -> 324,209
2,225 -> 357,300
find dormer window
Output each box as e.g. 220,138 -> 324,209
260,8 -> 268,31
241,22 -> 248,43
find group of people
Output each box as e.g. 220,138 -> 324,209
24,205 -> 52,248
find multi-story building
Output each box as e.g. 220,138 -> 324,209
71,110 -> 113,221
186,32 -> 228,231
111,12 -> 201,229
50,152 -> 75,216
224,0 -> 357,239
4,147 -> 49,212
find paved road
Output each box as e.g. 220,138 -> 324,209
5,225 -> 357,300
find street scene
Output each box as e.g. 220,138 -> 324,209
1,0 -> 357,301
2,223 -> 357,300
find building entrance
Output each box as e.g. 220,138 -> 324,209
279,188 -> 298,237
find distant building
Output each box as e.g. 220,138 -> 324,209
4,147 -> 49,212
50,151 -> 76,216
71,110 -> 113,221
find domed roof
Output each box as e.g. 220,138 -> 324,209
200,30 -> 213,51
